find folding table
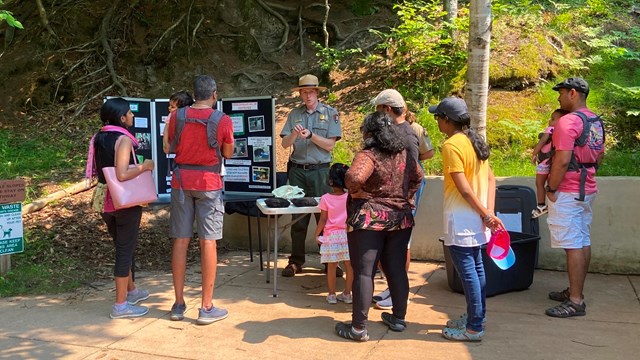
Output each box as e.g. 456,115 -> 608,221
256,198 -> 321,297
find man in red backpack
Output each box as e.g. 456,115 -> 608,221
166,75 -> 235,325
545,77 -> 605,318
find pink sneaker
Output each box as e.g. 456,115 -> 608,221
337,292 -> 353,304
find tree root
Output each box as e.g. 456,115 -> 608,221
149,13 -> 186,56
99,3 -> 127,96
36,0 -> 59,40
322,0 -> 330,48
255,0 -> 289,52
336,26 -> 388,49
263,0 -> 345,41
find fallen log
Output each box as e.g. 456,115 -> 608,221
22,180 -> 95,215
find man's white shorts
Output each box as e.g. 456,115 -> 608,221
547,191 -> 596,249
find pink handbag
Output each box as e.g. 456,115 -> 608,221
102,149 -> 157,210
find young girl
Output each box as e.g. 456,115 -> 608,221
530,109 -> 569,218
430,97 -> 503,341
314,163 -> 353,304
162,91 -> 194,154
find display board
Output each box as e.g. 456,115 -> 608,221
104,97 -> 160,196
102,96 -> 276,199
153,99 -> 172,200
220,96 -> 276,196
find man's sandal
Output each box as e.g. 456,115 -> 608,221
548,288 -> 570,301
545,299 -> 586,318
548,288 -> 585,307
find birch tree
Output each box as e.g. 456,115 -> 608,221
465,0 -> 491,139
444,0 -> 458,23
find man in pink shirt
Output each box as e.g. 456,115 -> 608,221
545,77 -> 605,318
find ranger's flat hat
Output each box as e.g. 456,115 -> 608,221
292,74 -> 327,91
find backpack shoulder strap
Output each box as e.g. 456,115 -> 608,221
206,110 -> 224,147
206,110 -> 225,172
572,111 -> 590,147
168,107 -> 188,153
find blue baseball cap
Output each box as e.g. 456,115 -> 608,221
490,246 -> 516,270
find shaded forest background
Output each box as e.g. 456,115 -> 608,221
0,0 -> 639,295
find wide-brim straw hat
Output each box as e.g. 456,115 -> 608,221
292,74 -> 327,91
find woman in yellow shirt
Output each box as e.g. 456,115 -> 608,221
429,97 -> 503,342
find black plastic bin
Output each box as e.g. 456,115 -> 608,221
495,185 -> 539,236
440,231 -> 540,297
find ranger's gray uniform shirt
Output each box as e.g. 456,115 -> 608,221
280,102 -> 342,164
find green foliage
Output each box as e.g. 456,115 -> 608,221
417,110 -> 445,175
0,0 -> 23,29
597,149 -> 640,176
0,229 -> 93,297
314,42 -> 362,71
0,130 -> 85,201
584,0 -> 611,19
372,0 -> 467,96
351,0 -> 379,16
331,140 -> 355,166
608,84 -> 640,117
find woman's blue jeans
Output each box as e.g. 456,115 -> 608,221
447,245 -> 486,332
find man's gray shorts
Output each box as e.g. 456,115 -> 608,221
170,189 -> 224,240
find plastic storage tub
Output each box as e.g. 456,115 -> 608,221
440,231 -> 540,297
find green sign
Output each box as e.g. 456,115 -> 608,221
0,203 -> 23,255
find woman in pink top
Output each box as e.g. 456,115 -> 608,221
314,163 -> 353,304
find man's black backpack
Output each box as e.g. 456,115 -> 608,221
550,111 -> 605,201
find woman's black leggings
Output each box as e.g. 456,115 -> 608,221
101,206 -> 142,278
348,227 -> 412,329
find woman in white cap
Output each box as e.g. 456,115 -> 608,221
429,97 -> 503,341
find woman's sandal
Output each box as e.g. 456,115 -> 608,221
545,299 -> 586,318
446,313 -> 487,329
442,326 -> 484,342
335,322 -> 369,342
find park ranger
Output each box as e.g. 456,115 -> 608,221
280,74 -> 342,277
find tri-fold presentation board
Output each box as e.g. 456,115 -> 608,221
103,96 -> 277,200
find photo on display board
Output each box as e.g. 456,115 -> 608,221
233,138 -> 248,158
252,146 -> 270,162
136,133 -> 151,150
248,115 -> 265,132
252,166 -> 270,183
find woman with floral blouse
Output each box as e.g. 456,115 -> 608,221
334,111 -> 423,342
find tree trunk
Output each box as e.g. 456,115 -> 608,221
465,0 -> 491,140
444,0 -> 458,22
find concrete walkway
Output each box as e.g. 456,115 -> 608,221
1,252 -> 639,360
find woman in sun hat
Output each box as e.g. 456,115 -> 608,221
429,96 -> 503,342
